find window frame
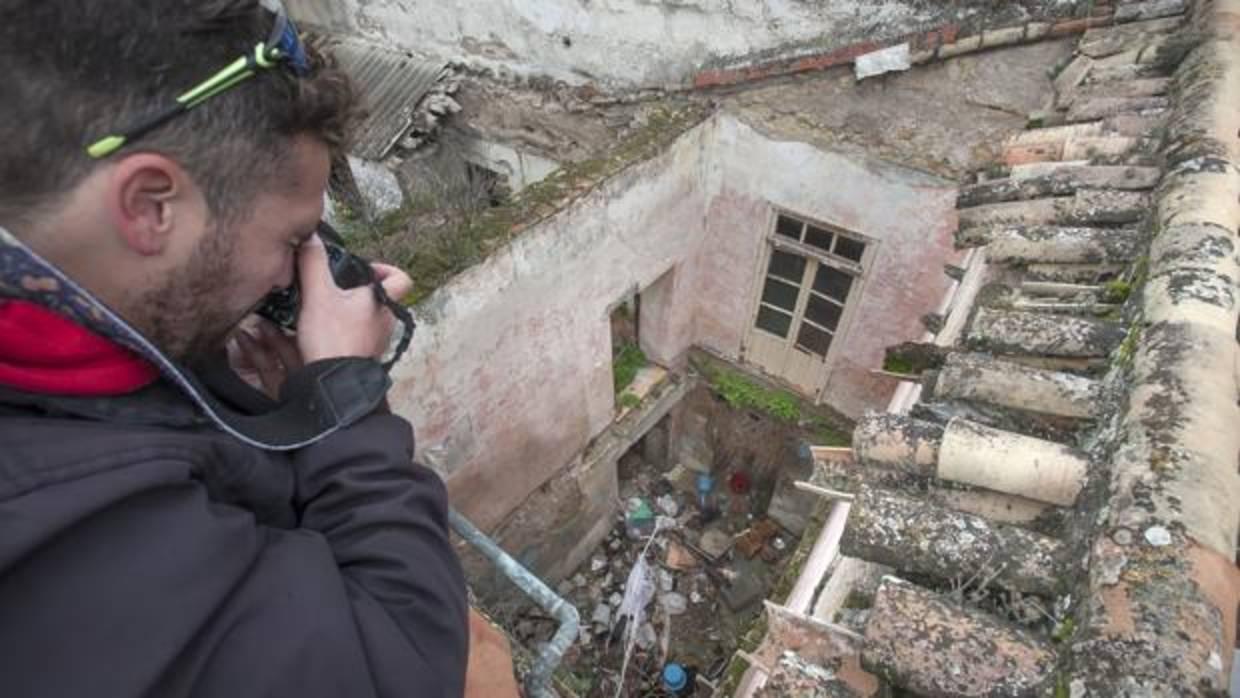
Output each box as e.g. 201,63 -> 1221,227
747,208 -> 874,363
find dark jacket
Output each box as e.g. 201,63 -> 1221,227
0,373 -> 469,698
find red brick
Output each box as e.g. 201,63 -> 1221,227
939,23 -> 960,44
911,28 -> 941,53
693,70 -> 726,89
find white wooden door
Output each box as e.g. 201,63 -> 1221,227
744,213 -> 866,397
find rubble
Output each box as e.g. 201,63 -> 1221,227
500,402 -> 802,695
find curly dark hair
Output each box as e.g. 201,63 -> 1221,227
0,0 -> 358,228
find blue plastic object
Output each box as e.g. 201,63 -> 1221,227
663,662 -> 688,692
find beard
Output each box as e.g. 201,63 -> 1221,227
137,223 -> 245,364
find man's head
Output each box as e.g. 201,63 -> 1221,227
0,0 -> 356,361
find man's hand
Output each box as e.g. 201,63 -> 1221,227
295,236 -> 413,364
227,316 -> 304,400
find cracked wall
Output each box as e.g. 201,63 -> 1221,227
288,0 -> 1088,88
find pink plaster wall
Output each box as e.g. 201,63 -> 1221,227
389,114 -> 962,531
691,117 -> 963,419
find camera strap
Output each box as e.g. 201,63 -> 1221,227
0,226 -> 390,451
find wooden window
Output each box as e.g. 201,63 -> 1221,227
751,213 -> 868,359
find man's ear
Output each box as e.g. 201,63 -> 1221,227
107,154 -> 203,256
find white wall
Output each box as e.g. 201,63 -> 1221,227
694,117 -> 961,417
289,0 -> 1070,88
461,137 -> 561,193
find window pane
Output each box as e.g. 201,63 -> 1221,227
835,236 -> 866,263
805,225 -> 834,253
756,306 -> 793,338
775,215 -> 803,240
762,278 -> 800,312
805,295 -> 843,331
796,323 -> 833,357
813,265 -> 853,303
767,250 -> 807,284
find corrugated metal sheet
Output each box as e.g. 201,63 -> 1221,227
328,41 -> 449,161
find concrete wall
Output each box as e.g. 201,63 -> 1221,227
460,137 -> 561,193
389,112 -> 959,574
697,117 -> 961,417
288,0 -> 1085,88
392,120 -> 714,532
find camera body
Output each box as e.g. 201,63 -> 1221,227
257,222 -> 375,330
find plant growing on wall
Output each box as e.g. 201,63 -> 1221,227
613,343 -> 648,395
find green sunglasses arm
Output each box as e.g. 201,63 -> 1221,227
87,44 -> 281,159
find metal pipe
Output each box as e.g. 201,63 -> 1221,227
449,508 -> 580,698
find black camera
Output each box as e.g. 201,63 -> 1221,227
257,220 -> 417,371
257,221 -> 375,330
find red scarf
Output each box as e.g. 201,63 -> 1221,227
0,299 -> 159,396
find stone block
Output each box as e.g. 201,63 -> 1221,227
347,155 -> 405,217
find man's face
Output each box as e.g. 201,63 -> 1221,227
142,136 -> 331,361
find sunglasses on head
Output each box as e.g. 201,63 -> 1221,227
86,0 -> 309,159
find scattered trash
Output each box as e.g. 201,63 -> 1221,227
734,518 -> 780,559
665,541 -> 699,570
656,515 -> 679,532
698,527 -> 732,559
510,443 -> 799,695
659,568 -> 675,592
624,497 -> 656,540
1144,525 -> 1172,547
696,472 -> 718,519
593,604 -> 612,628
614,519 -> 666,697
662,662 -> 698,696
636,622 -> 657,650
720,557 -> 768,611
656,494 -> 681,517
660,592 -> 689,616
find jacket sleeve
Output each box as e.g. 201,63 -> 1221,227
290,409 -> 470,698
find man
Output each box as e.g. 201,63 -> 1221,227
0,1 -> 471,696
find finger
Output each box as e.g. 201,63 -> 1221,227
226,334 -> 256,373
374,264 -> 413,301
255,318 -> 303,372
370,262 -> 402,280
296,235 -> 334,303
236,329 -> 283,397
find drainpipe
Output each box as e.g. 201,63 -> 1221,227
448,508 -> 581,698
